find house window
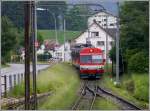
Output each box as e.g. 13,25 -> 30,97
97,41 -> 105,46
103,19 -> 107,21
110,23 -> 114,26
91,32 -> 99,37
57,52 -> 62,57
98,21 -> 101,23
104,24 -> 106,26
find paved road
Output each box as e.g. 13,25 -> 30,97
1,63 -> 50,76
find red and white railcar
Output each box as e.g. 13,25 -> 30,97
71,43 -> 105,78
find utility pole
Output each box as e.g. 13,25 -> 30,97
116,2 -> 120,84
0,1 -> 1,110
24,1 -> 31,109
105,14 -> 109,74
35,1 -> 37,69
53,13 -> 58,45
31,1 -> 37,109
63,19 -> 66,61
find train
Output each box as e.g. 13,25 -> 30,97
71,43 -> 105,79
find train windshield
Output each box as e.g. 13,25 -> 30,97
80,55 -> 92,63
92,55 -> 103,63
80,55 -> 103,64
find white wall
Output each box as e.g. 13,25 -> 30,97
54,42 -> 71,62
75,23 -> 114,62
88,12 -> 117,29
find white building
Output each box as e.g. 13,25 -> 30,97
74,21 -> 116,62
88,11 -> 117,29
52,11 -> 117,62
54,41 -> 71,62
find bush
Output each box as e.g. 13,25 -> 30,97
124,79 -> 134,93
128,52 -> 148,73
37,52 -> 52,61
132,74 -> 149,102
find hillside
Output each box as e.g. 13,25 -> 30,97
38,30 -> 81,44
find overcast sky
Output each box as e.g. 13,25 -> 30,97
67,0 -> 119,16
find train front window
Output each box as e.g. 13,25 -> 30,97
80,55 -> 92,63
92,55 -> 103,63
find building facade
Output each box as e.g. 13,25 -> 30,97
74,21 -> 115,62
88,11 -> 117,29
54,41 -> 71,62
54,11 -> 117,62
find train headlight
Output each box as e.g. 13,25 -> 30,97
80,66 -> 84,70
97,66 -> 101,69
80,67 -> 83,70
98,66 -> 104,69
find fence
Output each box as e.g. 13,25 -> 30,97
1,73 -> 25,97
1,68 -> 48,98
1,60 -> 58,98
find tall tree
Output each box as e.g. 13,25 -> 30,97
109,1 -> 149,73
2,1 -> 67,29
65,6 -> 90,31
37,1 -> 67,29
2,1 -> 24,28
2,16 -> 19,63
120,1 -> 149,54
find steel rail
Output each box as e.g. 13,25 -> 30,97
97,86 -> 141,110
71,80 -> 87,110
72,80 -> 98,110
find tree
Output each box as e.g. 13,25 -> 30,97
37,32 -> 44,45
65,6 -> 89,31
37,1 -> 67,29
2,16 -> 19,63
2,1 -> 67,29
2,1 -> 24,28
120,1 -> 149,54
109,1 -> 148,73
128,52 -> 148,73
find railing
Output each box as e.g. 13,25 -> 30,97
1,60 -> 59,98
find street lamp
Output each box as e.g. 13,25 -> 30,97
36,8 -> 58,45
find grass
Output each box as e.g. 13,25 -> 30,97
100,72 -> 149,109
38,63 -> 80,109
36,61 -> 50,64
2,64 -> 10,68
38,30 -> 81,44
93,98 -> 120,110
132,73 -> 149,102
7,62 -> 80,109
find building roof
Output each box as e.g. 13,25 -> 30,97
93,20 -> 116,39
90,10 -> 118,18
75,20 -> 116,40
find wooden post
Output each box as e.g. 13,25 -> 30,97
31,1 -> 37,109
14,74 -> 16,85
9,75 -> 12,90
24,1 -> 31,110
4,75 -> 7,98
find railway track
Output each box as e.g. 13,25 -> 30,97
97,86 -> 141,110
72,80 -> 98,110
72,79 -> 141,110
